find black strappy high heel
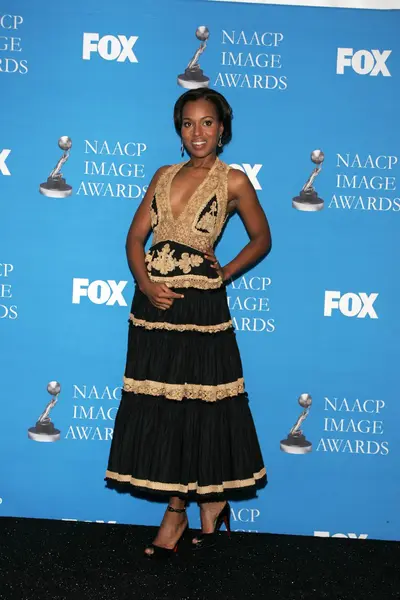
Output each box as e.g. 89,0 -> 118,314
192,501 -> 231,550
144,505 -> 188,559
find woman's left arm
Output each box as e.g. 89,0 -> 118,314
209,169 -> 271,281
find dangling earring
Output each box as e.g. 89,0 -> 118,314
180,141 -> 185,157
218,134 -> 223,148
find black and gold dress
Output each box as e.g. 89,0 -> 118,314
106,157 -> 267,500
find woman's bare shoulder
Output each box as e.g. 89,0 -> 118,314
148,164 -> 173,187
227,166 -> 251,192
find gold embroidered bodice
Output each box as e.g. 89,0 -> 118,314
145,157 -> 231,289
152,157 -> 230,252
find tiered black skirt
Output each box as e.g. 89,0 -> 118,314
106,269 -> 267,501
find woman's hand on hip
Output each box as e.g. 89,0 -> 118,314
204,248 -> 226,280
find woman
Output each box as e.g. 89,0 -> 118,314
106,88 -> 271,558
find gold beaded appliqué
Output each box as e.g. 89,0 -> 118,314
195,199 -> 218,234
145,243 -> 204,275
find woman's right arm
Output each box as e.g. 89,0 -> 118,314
126,166 -> 184,310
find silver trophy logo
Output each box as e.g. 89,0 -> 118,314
178,26 -> 210,89
292,150 -> 325,212
280,393 -> 312,454
39,136 -> 72,198
28,381 -> 62,442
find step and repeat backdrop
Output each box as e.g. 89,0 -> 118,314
1,0 -> 400,541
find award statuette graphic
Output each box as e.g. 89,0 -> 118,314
280,393 -> 312,454
28,381 -> 62,442
177,26 -> 210,89
292,150 -> 325,212
39,136 -> 73,198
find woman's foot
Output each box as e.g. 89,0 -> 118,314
192,501 -> 227,544
144,506 -> 187,557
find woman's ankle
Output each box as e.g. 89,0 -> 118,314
168,496 -> 186,511
199,500 -> 226,512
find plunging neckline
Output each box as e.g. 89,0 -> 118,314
167,157 -> 219,221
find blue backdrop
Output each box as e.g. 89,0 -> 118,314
1,0 -> 400,541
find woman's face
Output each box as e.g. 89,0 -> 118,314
181,99 -> 223,159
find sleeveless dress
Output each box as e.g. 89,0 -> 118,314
106,157 -> 267,501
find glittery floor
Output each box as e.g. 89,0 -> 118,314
0,517 -> 399,600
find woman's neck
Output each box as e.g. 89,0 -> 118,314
187,154 -> 217,169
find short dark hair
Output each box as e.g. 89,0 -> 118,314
173,88 -> 233,154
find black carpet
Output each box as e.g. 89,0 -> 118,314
0,517 -> 399,600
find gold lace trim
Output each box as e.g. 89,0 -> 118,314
105,467 -> 267,494
129,314 -> 233,333
148,273 -> 223,290
145,243 -> 204,275
123,376 -> 245,402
